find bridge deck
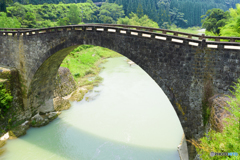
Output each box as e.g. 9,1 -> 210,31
0,24 -> 240,50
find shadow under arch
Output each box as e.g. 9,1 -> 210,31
27,30 -> 202,159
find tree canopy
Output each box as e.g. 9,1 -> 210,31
0,11 -> 20,27
220,4 -> 240,37
98,2 -> 124,23
201,8 -> 230,35
117,13 -> 159,28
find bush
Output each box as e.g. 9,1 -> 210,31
0,83 -> 13,117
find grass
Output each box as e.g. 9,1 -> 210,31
60,45 -> 122,88
170,25 -> 201,34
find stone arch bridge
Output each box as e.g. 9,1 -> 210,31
1,24 -> 240,159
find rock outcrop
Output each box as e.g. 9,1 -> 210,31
53,67 -> 77,111
208,94 -> 233,132
30,112 -> 60,127
9,121 -> 30,139
54,67 -> 77,98
53,97 -> 71,111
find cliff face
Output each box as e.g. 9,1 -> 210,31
53,67 -> 77,111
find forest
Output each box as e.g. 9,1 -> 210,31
0,0 -> 239,28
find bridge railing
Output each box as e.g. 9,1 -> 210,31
90,24 -> 240,42
1,24 -> 240,50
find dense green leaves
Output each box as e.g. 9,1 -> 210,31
201,8 -> 230,35
98,2 -> 124,23
0,12 -> 20,27
220,4 -> 240,37
117,13 -> 159,28
0,83 -> 13,117
22,12 -> 36,28
67,4 -> 81,24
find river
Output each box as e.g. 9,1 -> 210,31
1,57 -> 183,160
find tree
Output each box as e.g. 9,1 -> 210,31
117,13 -> 159,28
169,7 -> 187,27
98,2 -> 124,23
201,8 -> 230,35
67,4 -> 81,24
22,12 -> 36,28
0,12 -> 21,28
57,17 -> 69,26
220,4 -> 240,37
136,3 -> 144,18
0,0 -> 12,12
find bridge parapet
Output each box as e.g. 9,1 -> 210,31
1,24 -> 240,50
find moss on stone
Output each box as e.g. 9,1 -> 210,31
0,140 -> 6,148
176,102 -> 185,116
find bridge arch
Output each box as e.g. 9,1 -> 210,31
25,26 -> 204,159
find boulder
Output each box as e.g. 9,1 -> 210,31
53,97 -> 71,111
9,121 -> 29,139
69,87 -> 88,102
30,113 -> 49,127
38,99 -> 55,114
46,112 -> 59,121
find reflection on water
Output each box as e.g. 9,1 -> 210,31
2,57 -> 183,160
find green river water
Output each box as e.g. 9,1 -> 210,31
1,57 -> 183,160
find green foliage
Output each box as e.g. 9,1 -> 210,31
98,2 -> 124,23
201,8 -> 230,35
0,11 -> 20,27
117,13 -> 159,28
0,83 -> 13,117
192,79 -> 240,159
4,0 -> 239,28
57,17 -> 69,26
21,11 -> 36,28
220,4 -> 240,37
136,3 -> 144,18
67,4 -> 81,24
60,45 -> 121,81
36,19 -> 55,28
170,24 -> 201,34
169,7 -> 187,26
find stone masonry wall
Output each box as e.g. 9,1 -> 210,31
0,65 -> 25,136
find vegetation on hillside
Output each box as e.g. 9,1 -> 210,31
220,4 -> 240,37
0,0 -> 238,28
117,13 -> 159,28
202,3 -> 240,39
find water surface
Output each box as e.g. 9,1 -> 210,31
2,57 -> 183,160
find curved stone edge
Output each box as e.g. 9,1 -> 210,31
178,133 -> 189,160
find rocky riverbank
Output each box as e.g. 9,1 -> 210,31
0,66 -> 102,155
